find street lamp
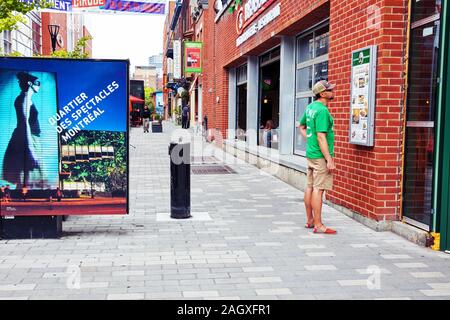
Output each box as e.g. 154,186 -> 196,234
48,24 -> 60,53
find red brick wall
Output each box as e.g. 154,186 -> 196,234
327,0 -> 408,222
204,0 -> 410,222
202,0 -> 329,138
41,13 -> 68,55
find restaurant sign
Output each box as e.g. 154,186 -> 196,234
236,1 -> 280,47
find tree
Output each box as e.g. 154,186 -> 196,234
0,0 -> 53,32
144,87 -> 155,112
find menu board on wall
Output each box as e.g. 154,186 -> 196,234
349,45 -> 377,146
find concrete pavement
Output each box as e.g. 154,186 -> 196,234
0,121 -> 449,300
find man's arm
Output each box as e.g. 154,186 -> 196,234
317,132 -> 336,173
299,125 -> 307,139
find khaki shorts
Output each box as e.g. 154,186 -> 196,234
306,158 -> 333,191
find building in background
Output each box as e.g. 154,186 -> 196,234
41,12 -> 92,56
163,0 -> 206,125
149,54 -> 164,91
163,0 -> 179,120
133,65 -> 158,89
0,12 -> 42,56
0,10 -> 92,57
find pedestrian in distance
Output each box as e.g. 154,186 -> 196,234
299,80 -> 337,234
181,104 -> 190,129
142,105 -> 151,133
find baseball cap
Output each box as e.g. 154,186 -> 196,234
312,80 -> 336,95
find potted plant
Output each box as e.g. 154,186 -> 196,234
152,114 -> 163,133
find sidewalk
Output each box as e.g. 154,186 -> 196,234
0,121 -> 449,300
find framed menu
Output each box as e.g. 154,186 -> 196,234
349,45 -> 377,146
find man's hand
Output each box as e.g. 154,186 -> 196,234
326,158 -> 336,174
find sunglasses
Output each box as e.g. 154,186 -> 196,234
33,80 -> 41,86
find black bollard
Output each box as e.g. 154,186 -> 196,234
168,141 -> 191,218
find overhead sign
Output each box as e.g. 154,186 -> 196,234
42,0 -> 73,11
39,0 -> 166,14
349,45 -> 377,146
173,40 -> 182,79
236,2 -> 280,47
100,0 -> 166,14
0,57 -> 129,217
184,42 -> 202,74
72,0 -> 105,8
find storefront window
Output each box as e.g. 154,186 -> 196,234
294,22 -> 329,155
296,66 -> 313,92
236,64 -> 247,141
259,48 -> 280,149
294,97 -> 312,155
403,5 -> 441,230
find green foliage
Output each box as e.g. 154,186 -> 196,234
144,87 -> 155,111
63,131 -> 127,193
0,0 -> 54,32
49,36 -> 93,59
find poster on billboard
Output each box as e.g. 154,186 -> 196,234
0,57 -> 129,217
184,42 -> 202,74
349,45 -> 377,146
173,40 -> 182,79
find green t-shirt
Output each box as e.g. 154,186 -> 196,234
299,101 -> 335,159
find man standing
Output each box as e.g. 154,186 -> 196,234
181,104 -> 190,129
299,80 -> 337,234
142,105 -> 151,133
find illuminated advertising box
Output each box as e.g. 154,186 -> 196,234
0,57 -> 129,216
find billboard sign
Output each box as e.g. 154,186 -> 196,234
0,57 -> 129,216
184,42 -> 202,74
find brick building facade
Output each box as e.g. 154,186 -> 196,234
165,0 -> 450,250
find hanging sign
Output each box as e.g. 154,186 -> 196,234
184,42 -> 202,74
349,45 -> 377,146
99,0 -> 166,14
173,40 -> 182,79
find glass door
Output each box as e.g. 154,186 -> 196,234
403,0 -> 442,230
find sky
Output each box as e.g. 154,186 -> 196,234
83,9 -> 166,73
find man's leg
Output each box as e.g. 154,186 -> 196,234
304,186 -> 314,226
311,188 -> 324,229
